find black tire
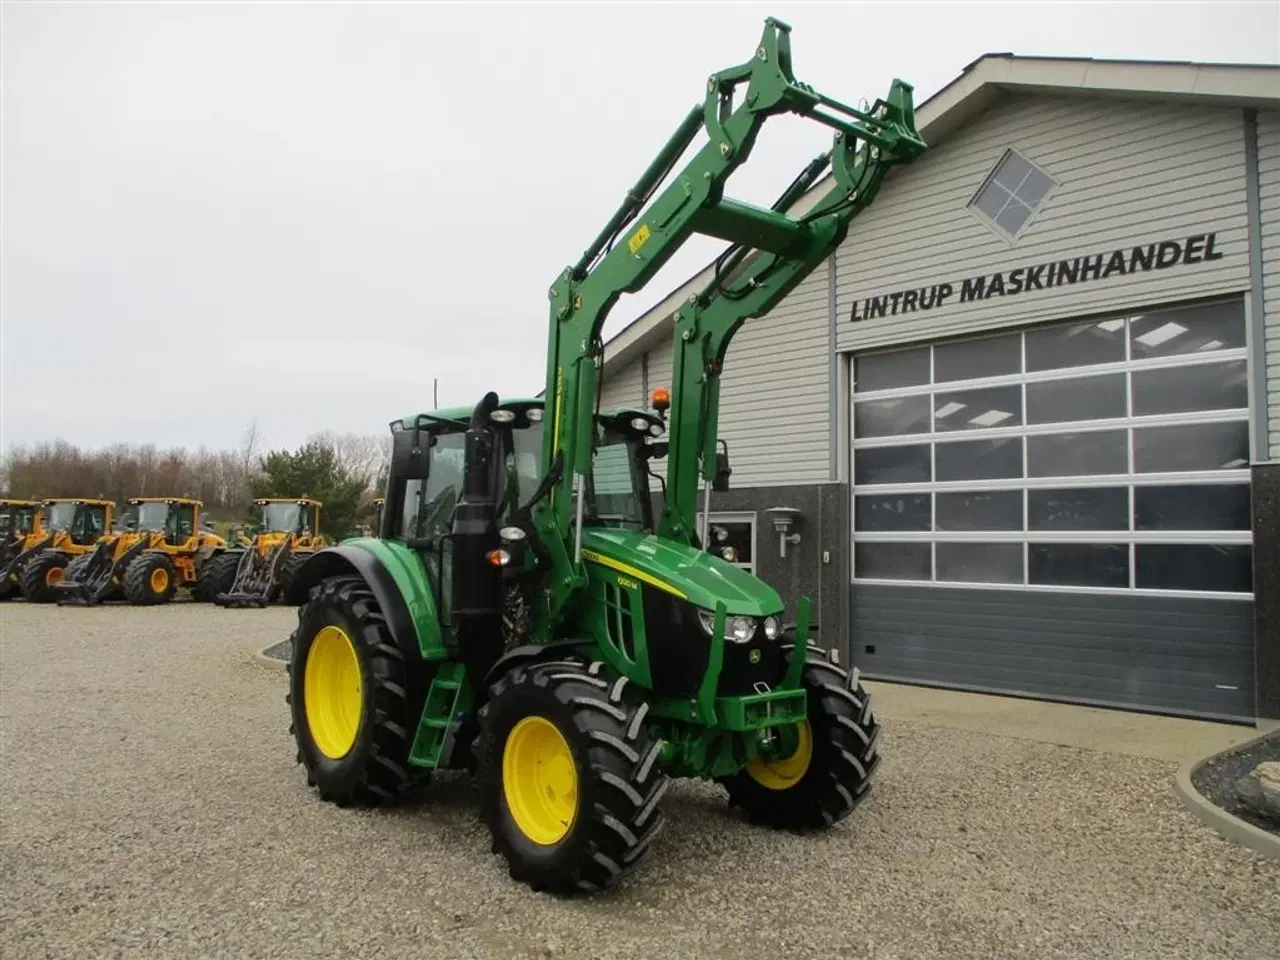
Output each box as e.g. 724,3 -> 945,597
122,552 -> 178,605
193,551 -> 240,603
476,658 -> 669,895
63,553 -> 93,583
288,574 -> 435,807
276,551 -> 310,603
717,645 -> 881,830
21,550 -> 70,603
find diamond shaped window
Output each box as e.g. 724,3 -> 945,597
968,148 -> 1057,240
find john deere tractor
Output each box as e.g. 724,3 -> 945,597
8,498 -> 116,603
55,497 -> 228,605
280,18 -> 925,894
211,498 -> 327,607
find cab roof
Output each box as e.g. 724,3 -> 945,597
128,497 -> 202,506
0,499 -> 40,506
255,498 -> 322,506
391,397 -> 663,433
42,498 -> 114,507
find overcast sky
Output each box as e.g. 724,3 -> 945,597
4,1 -> 1277,455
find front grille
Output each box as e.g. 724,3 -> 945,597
640,586 -> 783,699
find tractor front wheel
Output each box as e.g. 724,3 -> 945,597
477,659 -> 669,895
288,574 -> 434,806
20,550 -> 69,603
123,553 -> 178,605
717,646 -> 881,830
193,551 -> 240,603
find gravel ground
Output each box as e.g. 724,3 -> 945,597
2,601 -> 1278,960
1191,732 -> 1280,836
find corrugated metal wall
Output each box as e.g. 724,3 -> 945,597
834,94 -> 1252,355
1257,108 -> 1280,456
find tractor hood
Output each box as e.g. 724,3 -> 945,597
578,528 -> 782,617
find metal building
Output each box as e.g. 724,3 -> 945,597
596,54 -> 1280,727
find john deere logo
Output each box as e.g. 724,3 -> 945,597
749,649 -> 761,664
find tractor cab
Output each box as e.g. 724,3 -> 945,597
41,498 -> 113,545
255,499 -> 322,541
124,497 -> 206,548
0,499 -> 40,542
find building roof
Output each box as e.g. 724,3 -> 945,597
597,53 -> 1280,381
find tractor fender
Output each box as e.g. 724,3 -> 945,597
284,546 -> 419,661
479,638 -> 593,702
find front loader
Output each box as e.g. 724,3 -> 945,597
55,497 -> 227,606
212,498 -> 327,608
279,17 -> 925,895
10,498 -> 116,603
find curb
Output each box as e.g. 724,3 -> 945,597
1173,728 -> 1280,861
255,642 -> 290,669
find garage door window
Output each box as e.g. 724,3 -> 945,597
850,298 -> 1252,597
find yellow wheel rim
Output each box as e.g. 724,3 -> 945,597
150,568 -> 169,593
45,566 -> 65,586
502,716 -> 578,845
746,721 -> 814,790
303,625 -> 363,759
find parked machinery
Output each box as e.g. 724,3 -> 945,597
8,498 -> 116,603
279,17 -> 925,895
0,499 -> 42,600
55,497 -> 228,606
211,498 -> 328,608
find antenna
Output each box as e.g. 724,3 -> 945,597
433,377 -> 438,408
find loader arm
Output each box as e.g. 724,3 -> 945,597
534,16 -> 926,621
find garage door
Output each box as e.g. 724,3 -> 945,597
848,296 -> 1256,722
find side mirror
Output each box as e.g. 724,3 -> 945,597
643,441 -> 669,461
713,451 -> 732,492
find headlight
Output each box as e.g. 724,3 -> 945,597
631,417 -> 649,431
527,408 -> 543,422
490,408 -> 515,423
697,610 -> 757,644
499,526 -> 526,542
648,422 -> 664,436
763,616 -> 780,640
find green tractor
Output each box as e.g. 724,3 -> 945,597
281,17 -> 926,895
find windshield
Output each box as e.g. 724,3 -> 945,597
587,430 -> 649,530
135,502 -> 171,531
1,505 -> 35,538
44,502 -> 79,531
261,502 -> 302,533
502,422 -> 544,519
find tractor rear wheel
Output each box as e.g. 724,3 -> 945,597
476,659 -> 669,895
288,574 -> 434,806
193,551 -> 239,602
21,550 -> 69,603
717,646 -> 881,830
123,553 -> 178,605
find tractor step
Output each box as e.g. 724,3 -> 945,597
409,663 -> 470,770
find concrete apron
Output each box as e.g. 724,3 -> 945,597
862,679 -> 1256,764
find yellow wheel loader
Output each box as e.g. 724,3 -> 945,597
211,498 -> 328,608
0,499 -> 41,600
8,498 -> 116,603
55,497 -> 228,606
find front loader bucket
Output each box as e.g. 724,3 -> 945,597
213,540 -> 288,609
54,536 -> 146,606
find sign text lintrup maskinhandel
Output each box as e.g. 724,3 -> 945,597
847,232 -> 1224,322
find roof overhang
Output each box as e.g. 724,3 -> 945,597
599,54 -> 1280,379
